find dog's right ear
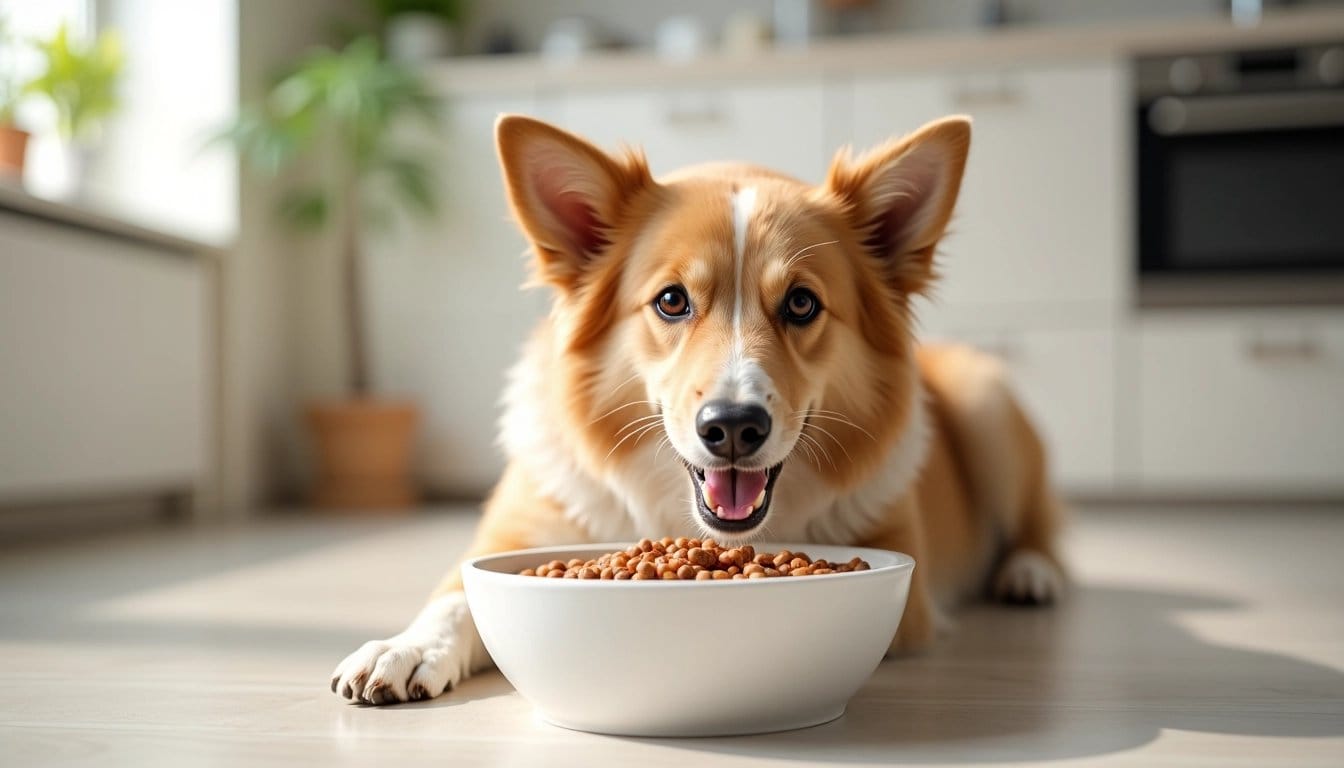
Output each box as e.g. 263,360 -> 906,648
496,115 -> 653,291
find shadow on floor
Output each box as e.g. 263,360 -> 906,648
604,584 -> 1344,763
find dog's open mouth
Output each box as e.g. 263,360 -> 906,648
686,462 -> 784,533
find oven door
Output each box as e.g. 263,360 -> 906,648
1138,89 -> 1344,276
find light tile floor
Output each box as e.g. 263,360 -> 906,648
1,505 -> 1341,766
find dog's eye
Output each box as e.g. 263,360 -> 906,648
782,287 -> 821,324
653,286 -> 692,321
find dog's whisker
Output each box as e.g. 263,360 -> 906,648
611,413 -> 665,437
590,399 -> 660,426
805,422 -> 852,463
605,421 -> 665,461
782,239 -> 838,272
794,410 -> 876,442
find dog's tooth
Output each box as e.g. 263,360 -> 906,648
715,505 -> 727,519
701,481 -> 714,507
752,489 -> 766,510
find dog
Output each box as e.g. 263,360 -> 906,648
331,114 -> 1064,705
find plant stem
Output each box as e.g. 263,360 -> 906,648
342,181 -> 369,397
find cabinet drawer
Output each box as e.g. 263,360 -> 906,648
1136,314 -> 1344,492
555,82 -> 827,183
922,326 -> 1117,493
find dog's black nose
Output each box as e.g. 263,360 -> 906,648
696,401 -> 771,460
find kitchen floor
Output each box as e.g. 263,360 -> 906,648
0,505 -> 1341,767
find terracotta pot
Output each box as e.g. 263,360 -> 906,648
306,399 -> 420,510
0,124 -> 30,177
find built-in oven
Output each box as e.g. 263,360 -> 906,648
1136,42 -> 1344,304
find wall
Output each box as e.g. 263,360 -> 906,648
224,0 -> 363,514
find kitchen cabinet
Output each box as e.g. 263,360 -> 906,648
850,63 -> 1127,314
1134,312 -> 1344,494
922,325 -> 1118,493
554,82 -> 829,183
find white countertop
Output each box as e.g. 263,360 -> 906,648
0,180 -> 223,257
426,7 -> 1344,94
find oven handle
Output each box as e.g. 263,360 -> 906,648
1147,91 -> 1344,136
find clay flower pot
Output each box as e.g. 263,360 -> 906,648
0,123 -> 30,177
306,399 -> 420,510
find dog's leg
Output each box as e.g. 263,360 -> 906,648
863,495 -> 940,655
331,463 -> 588,704
990,394 -> 1065,606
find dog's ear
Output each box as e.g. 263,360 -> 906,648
824,116 -> 971,294
496,115 -> 653,291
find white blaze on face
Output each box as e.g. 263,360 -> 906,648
714,186 -> 771,405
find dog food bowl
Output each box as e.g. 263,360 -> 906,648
462,542 -> 914,737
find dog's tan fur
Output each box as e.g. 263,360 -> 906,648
331,114 -> 1063,705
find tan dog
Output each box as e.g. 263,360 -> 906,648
332,114 -> 1063,705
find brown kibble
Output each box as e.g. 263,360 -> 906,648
688,548 -> 715,568
520,545 -> 870,581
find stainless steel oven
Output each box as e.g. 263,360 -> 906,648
1136,42 -> 1344,303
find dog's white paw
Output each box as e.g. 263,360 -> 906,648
993,549 -> 1063,605
331,593 -> 487,705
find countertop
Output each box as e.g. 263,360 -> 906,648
426,7 -> 1344,94
1,504 -> 1340,766
0,180 -> 223,257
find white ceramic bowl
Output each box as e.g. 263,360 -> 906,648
462,542 -> 914,737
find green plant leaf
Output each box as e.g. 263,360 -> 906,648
23,22 -> 123,141
277,188 -> 331,230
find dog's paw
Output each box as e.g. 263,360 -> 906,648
330,593 -> 485,705
993,549 -> 1063,606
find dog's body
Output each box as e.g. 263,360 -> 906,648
332,115 -> 1063,705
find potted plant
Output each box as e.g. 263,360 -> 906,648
0,15 -> 29,177
23,22 -> 122,194
371,0 -> 465,62
223,36 -> 441,510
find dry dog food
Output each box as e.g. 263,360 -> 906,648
518,537 -> 870,580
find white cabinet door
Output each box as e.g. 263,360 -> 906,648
1135,312 -> 1344,494
555,82 -> 828,183
367,94 -> 547,495
850,63 -> 1126,313
0,213 -> 207,501
922,325 -> 1117,493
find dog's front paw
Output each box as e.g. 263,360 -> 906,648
330,593 -> 485,705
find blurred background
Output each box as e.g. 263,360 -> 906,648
2,0 -> 1343,534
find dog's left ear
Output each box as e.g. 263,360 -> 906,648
824,116 -> 971,294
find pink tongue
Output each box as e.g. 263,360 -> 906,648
704,468 -> 769,520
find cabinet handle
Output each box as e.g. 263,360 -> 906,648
950,83 -> 1022,109
663,106 -> 726,126
1244,338 -> 1321,362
